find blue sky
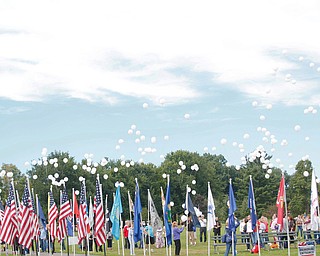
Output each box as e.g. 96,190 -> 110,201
1,0 -> 320,177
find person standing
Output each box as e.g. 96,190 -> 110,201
214,217 -> 221,242
187,216 -> 195,245
199,215 -> 207,242
123,220 -> 129,249
224,218 -> 240,256
173,221 -> 184,256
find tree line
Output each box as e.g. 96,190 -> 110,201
0,150 -> 316,222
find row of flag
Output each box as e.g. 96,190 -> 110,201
0,171 -> 318,255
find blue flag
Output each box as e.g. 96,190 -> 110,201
110,186 -> 123,240
67,217 -> 73,236
133,180 -> 142,243
186,192 -> 201,228
37,199 -> 47,231
164,177 -> 172,245
228,182 -> 237,232
248,179 -> 257,231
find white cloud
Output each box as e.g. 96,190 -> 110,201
0,0 -> 319,105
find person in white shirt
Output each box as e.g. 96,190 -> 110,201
199,215 -> 207,242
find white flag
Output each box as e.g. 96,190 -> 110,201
88,196 -> 94,229
148,190 -> 163,232
207,183 -> 216,231
311,170 -> 319,231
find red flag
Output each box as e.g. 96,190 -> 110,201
0,182 -> 18,245
276,175 -> 285,230
73,191 -> 79,218
78,181 -> 89,244
94,178 -> 106,246
49,191 -> 58,240
18,182 -> 33,248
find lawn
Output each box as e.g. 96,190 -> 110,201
61,230 -> 318,256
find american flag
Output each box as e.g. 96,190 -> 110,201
49,191 -> 58,240
18,181 -> 33,248
94,178 -> 106,246
57,186 -> 72,242
0,201 -> 4,227
77,181 -> 89,244
30,191 -> 39,238
0,182 -> 18,245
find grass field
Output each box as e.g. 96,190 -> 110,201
62,231 -> 318,256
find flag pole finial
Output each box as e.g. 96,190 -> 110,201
229,178 -> 232,184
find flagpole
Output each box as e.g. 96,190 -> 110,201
72,188 -> 75,256
207,182 -> 210,256
83,181 -> 89,256
12,179 -> 18,256
120,213 -> 125,256
60,190 -> 63,256
105,194 -> 108,255
98,178 -> 107,256
186,184 -> 189,256
48,190 -> 53,256
128,191 -> 133,228
36,194 -> 41,256
249,176 -> 261,256
229,179 -> 235,256
147,189 -> 151,256
283,173 -> 290,256
161,186 -> 169,256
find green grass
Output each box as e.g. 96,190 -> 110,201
57,231 -> 318,256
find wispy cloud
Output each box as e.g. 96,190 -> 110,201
0,0 -> 319,105
0,106 -> 29,115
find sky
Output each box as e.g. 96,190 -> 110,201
1,0 -> 320,177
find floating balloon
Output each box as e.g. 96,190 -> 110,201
118,139 -> 124,144
260,115 -> 266,121
177,169 -> 181,174
162,173 -> 167,179
54,163 -> 58,168
220,138 -> 227,145
63,158 -> 68,163
33,175 -> 38,180
184,113 -> 190,119
252,101 -> 258,107
266,104 -> 272,110
151,137 -> 157,143
303,171 -> 309,177
131,124 -> 136,130
103,174 -> 108,180
73,165 -> 78,170
164,135 -> 169,141
310,62 -> 315,68
181,215 -> 188,223
299,56 -> 304,61
128,129 -> 133,135
170,202 -> 174,206
192,180 -> 196,185
294,125 -> 301,131
243,133 -> 250,139
114,167 -> 119,172
115,145 -> 120,150
140,135 -> 146,141
191,190 -> 196,195
136,130 -> 141,136
143,103 -> 149,109
265,174 -> 270,179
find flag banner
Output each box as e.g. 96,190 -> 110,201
78,181 -> 89,244
276,175 -> 285,230
110,186 -> 123,240
186,192 -> 201,227
18,181 -> 33,248
128,191 -> 134,213
148,190 -> 163,233
38,198 -> 47,231
94,177 -> 106,246
311,170 -> 319,231
207,183 -> 216,231
49,190 -> 58,240
88,196 -> 94,229
134,179 -> 142,243
164,177 -> 172,246
0,181 -> 18,245
73,191 -> 79,218
60,186 -> 72,219
248,178 -> 257,231
67,217 -> 73,236
228,181 -> 237,232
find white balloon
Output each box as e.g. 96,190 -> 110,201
259,115 -> 266,121
232,142 -> 238,147
125,163 -> 130,168
170,201 -> 174,206
177,169 -> 181,174
179,161 -> 184,166
114,167 -> 119,172
267,169 -> 272,174
294,125 -> 301,131
303,171 -> 309,177
79,176 -> 83,181
266,104 -> 272,110
159,98 -> 166,105
187,187 -> 192,193
120,182 -> 124,187
252,101 -> 258,107
140,135 -> 146,141
310,62 -> 315,68
164,135 -> 169,141
131,124 -> 136,130
24,161 -> 30,167
63,158 -> 68,163
7,172 -> 13,178
48,174 -> 53,180
211,146 -> 217,151
128,129 -> 133,135
118,139 -> 124,144
75,190 -> 79,195
142,103 -> 149,109
73,165 -> 78,170
64,177 -> 69,182
181,215 -> 188,223
54,163 -> 58,168
151,137 -> 157,143
33,175 -> 38,180
31,160 -> 37,165
120,161 -> 125,166
135,138 -> 141,144
298,56 -> 304,61
220,138 -> 227,145
192,180 -> 196,185
235,165 -> 240,171
162,173 -> 167,179
191,190 -> 196,195
103,174 -> 108,180
184,113 -> 190,119
54,173 -> 59,178
115,145 -> 120,150
136,130 -> 141,136
265,174 -> 270,179
130,161 -> 134,166
243,133 -> 250,139
181,165 -> 186,170
305,136 -> 310,141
